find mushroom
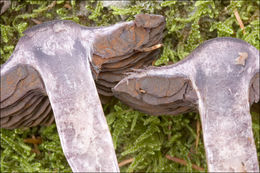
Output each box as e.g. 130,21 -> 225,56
113,37 -> 259,172
0,14 -> 165,172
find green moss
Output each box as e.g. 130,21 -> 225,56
0,1 -> 259,172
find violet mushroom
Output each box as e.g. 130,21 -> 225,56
0,14 -> 165,172
113,37 -> 259,172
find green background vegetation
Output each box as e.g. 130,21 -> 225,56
0,0 -> 259,172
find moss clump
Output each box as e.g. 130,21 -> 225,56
1,1 -> 259,172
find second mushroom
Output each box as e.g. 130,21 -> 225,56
113,37 -> 259,172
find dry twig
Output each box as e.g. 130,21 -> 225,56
31,18 -> 42,25
168,118 -> 172,140
64,3 -> 72,10
24,135 -> 42,155
137,43 -> 163,52
234,9 -> 245,35
47,1 -> 56,10
195,119 -> 201,153
118,158 -> 134,167
166,154 -> 205,172
24,135 -> 42,144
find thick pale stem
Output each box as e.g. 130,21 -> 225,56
112,37 -> 259,172
197,83 -> 259,172
31,41 -> 119,172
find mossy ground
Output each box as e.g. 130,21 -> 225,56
0,1 -> 259,172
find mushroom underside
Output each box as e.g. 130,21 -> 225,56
0,14 -> 166,129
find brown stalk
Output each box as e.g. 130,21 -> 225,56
234,9 -> 245,35
31,18 -> 42,25
24,136 -> 42,144
137,43 -> 163,52
24,135 -> 42,155
64,3 -> 72,10
168,118 -> 172,140
47,1 -> 56,10
118,158 -> 134,167
195,119 -> 201,153
165,154 -> 205,172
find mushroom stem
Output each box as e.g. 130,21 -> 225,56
113,37 -> 260,172
197,91 -> 258,172
29,37 -> 119,172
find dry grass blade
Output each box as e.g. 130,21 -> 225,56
118,158 -> 134,167
195,119 -> 200,153
24,136 -> 42,144
24,135 -> 42,155
165,154 -> 205,172
31,19 -> 42,25
47,1 -> 56,10
234,9 -> 245,35
137,43 -> 163,52
64,3 -> 72,10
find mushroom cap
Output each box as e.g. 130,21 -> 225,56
112,37 -> 259,116
91,14 -> 165,97
0,14 -> 165,129
1,64 -> 53,129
